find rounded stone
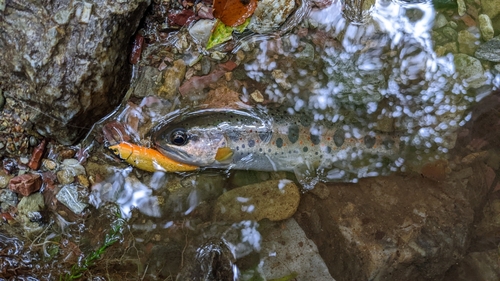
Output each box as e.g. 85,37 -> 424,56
457,30 -> 479,55
213,179 -> 300,222
453,53 -> 487,89
248,0 -> 296,34
479,14 -> 495,41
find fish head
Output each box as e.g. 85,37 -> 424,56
153,124 -> 227,166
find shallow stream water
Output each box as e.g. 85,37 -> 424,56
1,0 -> 500,280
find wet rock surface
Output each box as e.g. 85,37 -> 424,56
214,179 -> 300,222
8,173 -> 42,196
0,0 -> 149,144
295,165 -> 493,281
475,36 -> 500,62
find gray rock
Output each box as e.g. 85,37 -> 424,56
454,53 -> 487,88
0,0 -> 149,144
56,184 -> 88,215
433,13 -> 448,30
259,218 -> 335,281
131,66 -> 161,98
0,189 -> 18,208
189,19 -> 216,46
475,36 -> 500,62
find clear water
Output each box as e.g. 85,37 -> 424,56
2,0 -> 500,280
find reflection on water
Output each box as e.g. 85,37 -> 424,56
3,0 -> 500,279
87,0 -> 499,279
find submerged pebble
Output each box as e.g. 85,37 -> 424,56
475,36 -> 500,62
0,189 -> 18,209
16,192 -> 45,233
248,0 -> 296,33
453,53 -> 487,88
0,171 -> 12,188
57,158 -> 86,184
213,179 -> 300,222
9,173 -> 42,196
478,14 -> 494,41
56,184 -> 88,215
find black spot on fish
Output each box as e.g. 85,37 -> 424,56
268,149 -> 271,153
227,131 -> 240,142
303,147 -> 308,152
259,131 -> 272,142
236,146 -> 239,151
333,130 -> 345,147
327,146 -> 332,153
259,148 -> 262,152
310,133 -> 320,145
299,115 -> 312,127
242,144 -> 246,149
315,151 -> 318,155
382,138 -> 395,149
288,124 -> 299,144
276,138 -> 283,148
248,139 -> 255,148
364,135 -> 376,148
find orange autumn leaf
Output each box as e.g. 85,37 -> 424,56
213,0 -> 257,27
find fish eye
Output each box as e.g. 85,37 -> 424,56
169,129 -> 189,146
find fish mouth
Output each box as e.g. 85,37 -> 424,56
155,145 -> 199,166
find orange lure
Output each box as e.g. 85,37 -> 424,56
109,142 -> 199,173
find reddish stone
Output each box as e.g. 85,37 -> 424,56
168,9 -> 195,26
130,33 -> 144,65
102,121 -> 130,145
28,139 -> 47,170
460,14 -> 476,27
9,173 -> 42,196
197,5 -> 214,19
179,60 -> 237,96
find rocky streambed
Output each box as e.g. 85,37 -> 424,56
1,0 -> 500,280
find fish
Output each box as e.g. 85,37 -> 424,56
151,107 -> 405,187
109,142 -> 199,173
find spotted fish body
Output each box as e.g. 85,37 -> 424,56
152,107 -> 404,184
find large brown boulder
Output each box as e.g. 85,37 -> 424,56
295,162 -> 493,281
0,0 -> 149,144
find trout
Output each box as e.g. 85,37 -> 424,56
151,107 -> 404,187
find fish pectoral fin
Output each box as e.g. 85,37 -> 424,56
214,147 -> 234,162
293,163 -> 319,190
